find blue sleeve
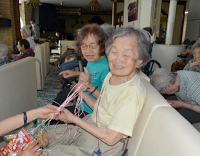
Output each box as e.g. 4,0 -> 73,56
183,61 -> 191,70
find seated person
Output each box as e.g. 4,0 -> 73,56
150,68 -> 200,124
44,26 -> 150,156
183,41 -> 200,72
171,38 -> 200,72
51,24 -> 110,120
53,45 -> 81,66
11,39 -> 35,61
0,41 -> 13,66
56,23 -> 115,89
0,104 -> 58,156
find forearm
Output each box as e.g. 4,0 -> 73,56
182,102 -> 200,113
82,92 -> 96,110
0,109 -> 38,136
86,85 -> 100,99
73,116 -> 123,145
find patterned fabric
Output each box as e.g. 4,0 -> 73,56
0,59 -> 13,66
37,65 -> 61,107
14,48 -> 35,61
176,71 -> 200,104
183,58 -> 200,72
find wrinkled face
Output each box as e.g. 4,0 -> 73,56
108,36 -> 142,78
165,76 -> 179,95
21,30 -> 29,39
81,34 -> 101,62
193,47 -> 200,62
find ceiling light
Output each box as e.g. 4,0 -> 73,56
26,0 -> 42,7
60,1 -> 64,5
87,0 -> 101,11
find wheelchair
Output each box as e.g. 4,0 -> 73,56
141,41 -> 161,76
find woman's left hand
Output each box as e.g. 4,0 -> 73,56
58,107 -> 74,124
167,99 -> 184,108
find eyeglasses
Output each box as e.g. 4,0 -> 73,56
80,43 -> 99,50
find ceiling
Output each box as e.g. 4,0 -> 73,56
19,0 -> 113,14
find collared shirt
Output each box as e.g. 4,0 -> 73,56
176,71 -> 200,104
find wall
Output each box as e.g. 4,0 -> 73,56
185,0 -> 200,41
0,0 -> 16,52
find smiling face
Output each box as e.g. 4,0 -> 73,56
17,41 -> 25,52
108,36 -> 142,79
21,29 -> 29,39
193,47 -> 200,62
81,34 -> 102,62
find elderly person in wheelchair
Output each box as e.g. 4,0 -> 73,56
44,26 -> 150,156
183,41 -> 200,72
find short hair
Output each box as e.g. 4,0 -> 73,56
76,24 -> 108,56
20,26 -> 31,36
30,19 -> 35,23
100,23 -> 115,38
192,41 -> 200,53
0,41 -> 9,60
18,39 -> 30,49
150,68 -> 177,94
105,26 -> 150,67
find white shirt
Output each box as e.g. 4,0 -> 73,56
26,36 -> 36,51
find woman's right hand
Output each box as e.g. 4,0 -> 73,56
16,142 -> 43,156
59,70 -> 79,79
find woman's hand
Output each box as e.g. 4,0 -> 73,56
11,54 -> 15,59
59,70 -> 80,79
189,61 -> 200,71
37,104 -> 58,119
16,142 -> 43,156
167,99 -> 184,108
79,67 -> 93,89
58,107 -> 75,124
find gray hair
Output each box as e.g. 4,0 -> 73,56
192,41 -> 200,53
105,26 -> 150,67
100,23 -> 115,38
0,41 -> 9,62
150,68 -> 177,94
20,26 -> 31,36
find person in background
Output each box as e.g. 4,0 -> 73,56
150,68 -> 200,124
183,41 -> 200,72
171,37 -> 200,72
20,26 -> 36,51
0,41 -> 13,66
0,104 -> 58,156
30,19 -> 40,40
55,31 -> 63,45
11,39 -> 35,61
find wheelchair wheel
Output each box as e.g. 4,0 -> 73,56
142,59 -> 161,76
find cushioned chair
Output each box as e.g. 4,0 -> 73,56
34,44 -> 45,90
